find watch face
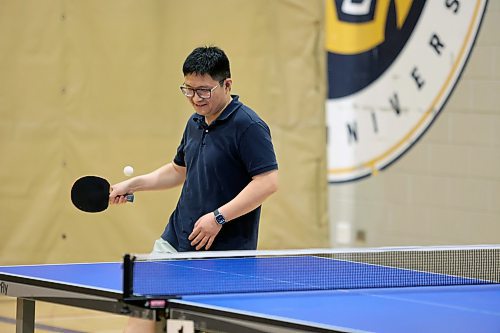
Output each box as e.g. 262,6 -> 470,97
215,214 -> 225,224
326,0 -> 488,183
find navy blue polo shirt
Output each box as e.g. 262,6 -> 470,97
161,95 -> 278,252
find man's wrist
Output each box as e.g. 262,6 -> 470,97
213,209 -> 227,225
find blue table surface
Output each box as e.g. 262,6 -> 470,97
0,262 -> 123,292
1,258 -> 499,332
179,285 -> 500,333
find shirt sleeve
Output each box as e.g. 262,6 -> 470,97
238,121 -> 278,177
173,128 -> 187,167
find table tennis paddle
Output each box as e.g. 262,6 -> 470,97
71,175 -> 134,213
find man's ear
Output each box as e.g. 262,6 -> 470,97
225,78 -> 233,90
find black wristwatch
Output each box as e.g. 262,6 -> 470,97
213,209 -> 227,225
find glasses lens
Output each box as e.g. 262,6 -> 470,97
180,87 -> 194,97
197,89 -> 211,99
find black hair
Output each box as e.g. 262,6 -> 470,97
182,46 -> 231,81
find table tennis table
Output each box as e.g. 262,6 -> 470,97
0,246 -> 499,333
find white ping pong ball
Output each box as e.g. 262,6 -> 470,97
123,165 -> 134,177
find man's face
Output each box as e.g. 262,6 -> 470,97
182,73 -> 232,123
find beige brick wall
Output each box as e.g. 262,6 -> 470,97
329,3 -> 500,248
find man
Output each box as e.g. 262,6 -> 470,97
110,45 -> 278,252
110,46 -> 278,332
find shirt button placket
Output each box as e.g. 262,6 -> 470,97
201,129 -> 208,146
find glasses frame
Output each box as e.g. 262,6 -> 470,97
180,79 -> 226,99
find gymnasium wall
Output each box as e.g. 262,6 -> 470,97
329,2 -> 500,248
0,0 -> 328,264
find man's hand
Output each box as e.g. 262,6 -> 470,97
109,181 -> 132,205
188,212 -> 223,250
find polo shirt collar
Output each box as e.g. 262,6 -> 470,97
216,95 -> 241,122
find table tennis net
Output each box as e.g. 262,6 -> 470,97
123,245 -> 500,298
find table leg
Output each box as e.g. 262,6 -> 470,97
16,298 -> 35,333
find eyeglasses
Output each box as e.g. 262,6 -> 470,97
180,80 -> 225,99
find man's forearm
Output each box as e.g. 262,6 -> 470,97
127,162 -> 186,192
218,170 -> 278,221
